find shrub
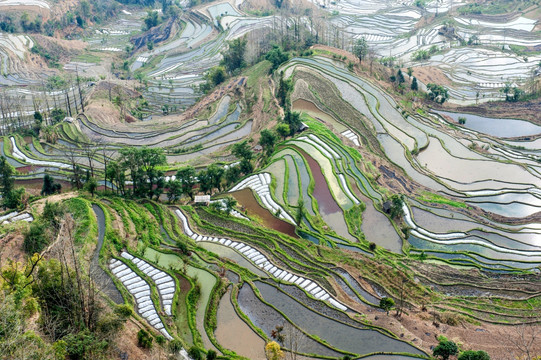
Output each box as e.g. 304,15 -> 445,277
155,335 -> 166,345
458,350 -> 490,360
433,340 -> 458,360
114,304 -> 133,318
23,221 -> 50,254
188,346 -> 202,360
137,329 -> 153,349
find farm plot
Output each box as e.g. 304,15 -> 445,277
109,258 -> 173,339
141,246 -> 218,351
0,211 -> 33,224
229,173 -> 296,224
416,48 -> 541,103
0,0 -> 49,8
174,209 -> 348,310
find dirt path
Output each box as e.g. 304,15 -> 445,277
30,191 -> 78,214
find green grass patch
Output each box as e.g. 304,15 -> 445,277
74,52 -> 102,64
417,191 -> 469,209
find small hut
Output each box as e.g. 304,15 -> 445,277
194,195 -> 210,205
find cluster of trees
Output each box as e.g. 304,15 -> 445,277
41,174 -> 62,196
411,45 -> 439,61
106,147 -> 166,198
0,157 -> 25,209
426,83 -> 449,104
201,36 -> 248,92
500,82 -> 525,102
221,37 -> 248,75
433,337 -> 490,360
0,0 -> 121,35
102,143 -> 255,202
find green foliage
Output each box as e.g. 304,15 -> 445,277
433,340 -> 459,360
379,297 -> 394,314
50,108 -> 67,124
137,329 -> 153,349
265,45 -> 290,73
117,147 -> 167,198
42,201 -> 66,231
155,335 -> 166,345
31,44 -> 60,67
188,346 -> 203,360
176,166 -> 197,200
344,203 -> 366,241
167,179 -> 183,203
41,174 -> 62,196
426,83 -> 449,104
197,164 -> 225,195
232,140 -> 254,161
84,177 -> 98,197
276,123 -> 290,140
0,156 -> 15,206
206,349 -> 217,360
458,116 -> 466,125
411,49 -> 430,61
418,191 -> 468,209
225,165 -> 241,187
3,187 -> 25,210
143,10 -> 160,30
63,329 -> 108,359
221,36 -> 247,74
23,221 -> 51,255
388,194 -> 405,219
283,110 -> 302,135
64,198 -> 96,245
208,66 -> 227,87
277,71 -> 293,108
353,37 -> 368,63
259,129 -> 278,158
458,350 -> 490,360
114,304 -> 133,318
224,196 -> 238,215
411,77 -> 418,91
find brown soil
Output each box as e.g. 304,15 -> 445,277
113,319 -> 153,360
334,259 -> 541,360
30,191 -> 78,214
0,230 -> 26,265
411,66 -> 453,87
442,98 -> 541,127
85,98 -> 123,125
312,44 -> 358,63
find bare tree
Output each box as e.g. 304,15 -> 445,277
501,319 -> 541,360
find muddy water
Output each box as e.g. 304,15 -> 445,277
198,242 -> 268,277
230,188 -> 297,237
216,288 -> 266,359
357,193 -> 402,253
295,147 -> 354,241
237,284 -> 344,357
255,281 -> 425,356
436,110 -> 541,138
292,99 -> 347,133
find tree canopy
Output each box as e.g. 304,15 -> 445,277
433,340 -> 459,360
221,36 -> 247,73
353,37 -> 368,63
